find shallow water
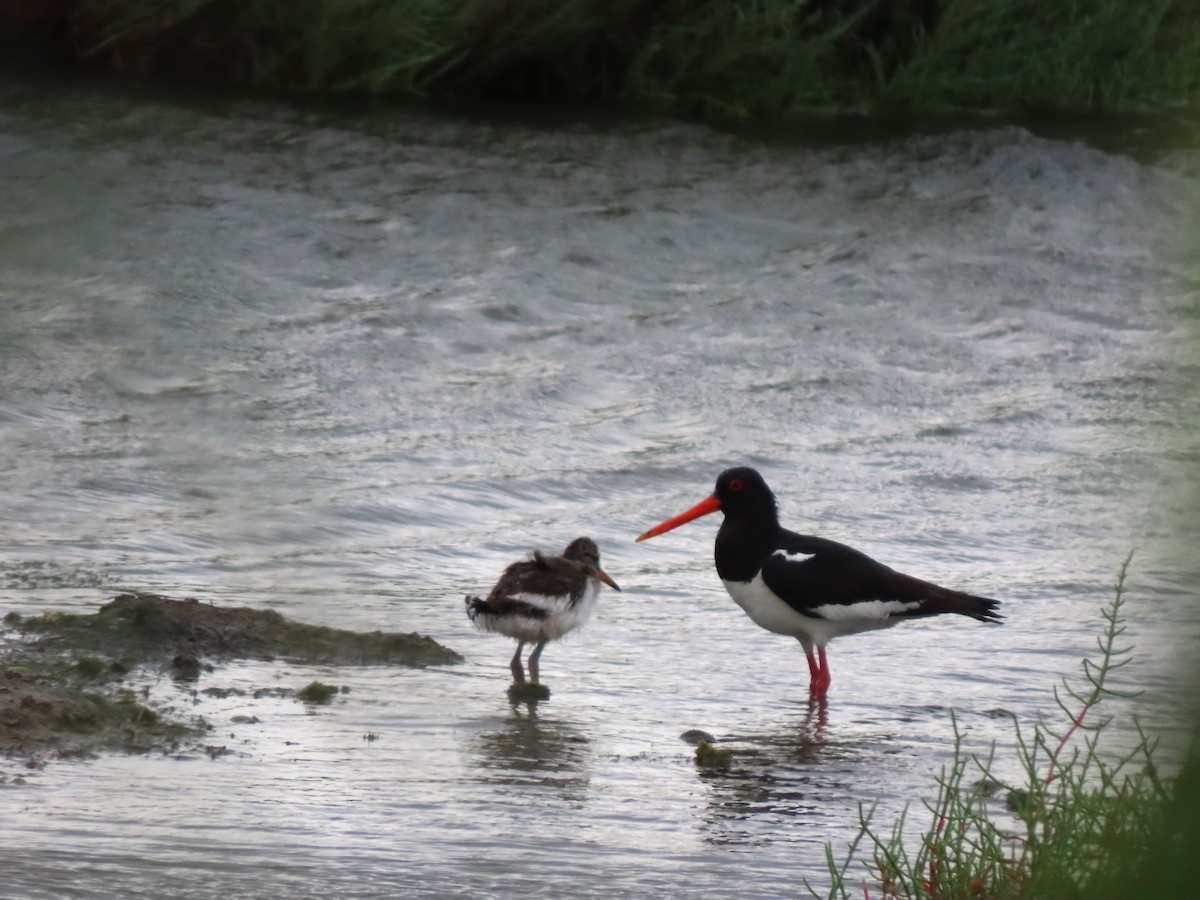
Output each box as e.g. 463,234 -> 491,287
2,69 -> 1199,897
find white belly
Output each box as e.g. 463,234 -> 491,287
542,581 -> 600,640
722,574 -> 809,636
486,581 -> 601,643
721,575 -> 908,647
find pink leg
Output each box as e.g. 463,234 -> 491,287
804,648 -> 821,683
800,640 -> 821,697
813,647 -> 832,698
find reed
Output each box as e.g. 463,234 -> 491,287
815,557 -> 1200,900
878,0 -> 1200,111
3,0 -> 1199,114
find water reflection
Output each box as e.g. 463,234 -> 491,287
719,699 -> 833,757
471,700 -> 591,797
696,702 -> 862,846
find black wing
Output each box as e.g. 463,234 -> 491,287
486,554 -> 587,606
760,531 -> 1001,622
465,593 -> 551,622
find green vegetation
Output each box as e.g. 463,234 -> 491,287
54,694 -> 159,733
1,664 -> 201,758
817,560 -> 1200,899
3,0 -> 1198,115
296,680 -> 340,704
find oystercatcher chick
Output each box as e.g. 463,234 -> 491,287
636,467 -> 1001,700
465,537 -> 620,685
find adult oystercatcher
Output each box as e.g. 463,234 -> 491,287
636,467 -> 1001,699
465,537 -> 621,685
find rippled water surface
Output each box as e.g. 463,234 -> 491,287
2,71 -> 1199,897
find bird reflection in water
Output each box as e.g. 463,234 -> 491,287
471,699 -> 591,796
695,701 -> 858,847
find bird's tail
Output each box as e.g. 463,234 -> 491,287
891,568 -> 1004,623
464,595 -> 491,623
963,593 -> 1002,623
932,587 -> 1003,623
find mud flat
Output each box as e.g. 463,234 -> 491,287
1,592 -> 462,761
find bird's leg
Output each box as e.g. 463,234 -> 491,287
814,647 -> 832,698
510,640 -> 526,683
804,649 -> 821,683
527,640 -> 548,685
799,637 -> 821,695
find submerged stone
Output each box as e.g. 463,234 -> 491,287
507,682 -> 551,702
170,654 -> 205,682
694,740 -> 733,771
1006,788 -> 1039,819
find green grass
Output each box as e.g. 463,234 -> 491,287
879,0 -> 1200,111
816,558 -> 1200,899
3,0 -> 1199,115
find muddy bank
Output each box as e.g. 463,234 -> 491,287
0,666 -> 197,763
1,592 -> 462,760
8,592 -> 464,668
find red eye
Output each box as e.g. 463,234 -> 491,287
728,479 -> 743,492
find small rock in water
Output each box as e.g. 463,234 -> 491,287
507,682 -> 551,702
75,658 -> 107,679
694,740 -> 732,770
680,729 -> 716,745
970,777 -> 1004,798
1006,788 -> 1038,818
171,654 -> 204,682
296,681 -> 339,704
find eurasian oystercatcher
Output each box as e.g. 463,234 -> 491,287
636,467 -> 1001,699
465,536 -> 621,685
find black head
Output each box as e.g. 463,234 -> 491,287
561,536 -> 620,591
636,465 -> 779,543
562,536 -> 601,565
713,467 -> 778,521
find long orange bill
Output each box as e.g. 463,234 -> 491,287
635,495 -> 722,542
597,568 -> 621,592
